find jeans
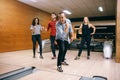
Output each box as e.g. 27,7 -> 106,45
56,39 -> 68,66
78,35 -> 91,57
50,36 -> 56,57
32,35 -> 42,56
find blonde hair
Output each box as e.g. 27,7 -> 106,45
83,17 -> 90,24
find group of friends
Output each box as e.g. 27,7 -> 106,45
30,12 -> 96,72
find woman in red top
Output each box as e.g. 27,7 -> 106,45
47,13 -> 57,59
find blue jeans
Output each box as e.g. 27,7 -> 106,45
56,39 -> 68,66
50,36 -> 56,57
32,35 -> 42,56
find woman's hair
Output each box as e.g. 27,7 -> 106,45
32,17 -> 39,26
83,17 -> 90,24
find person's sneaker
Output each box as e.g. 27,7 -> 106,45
61,62 -> 69,66
51,56 -> 56,59
64,58 -> 66,60
57,66 -> 63,72
33,55 -> 35,58
40,55 -> 43,59
74,56 -> 80,60
87,56 -> 90,60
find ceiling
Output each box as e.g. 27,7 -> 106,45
18,0 -> 116,18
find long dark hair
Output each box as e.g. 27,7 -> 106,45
32,17 -> 39,26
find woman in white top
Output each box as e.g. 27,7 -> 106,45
30,17 -> 43,59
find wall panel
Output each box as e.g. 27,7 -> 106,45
0,0 -> 50,52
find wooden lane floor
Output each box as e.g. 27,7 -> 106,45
0,50 -> 120,80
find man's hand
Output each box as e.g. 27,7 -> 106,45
44,28 -> 47,31
70,37 -> 74,42
64,22 -> 69,33
41,26 -> 47,31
